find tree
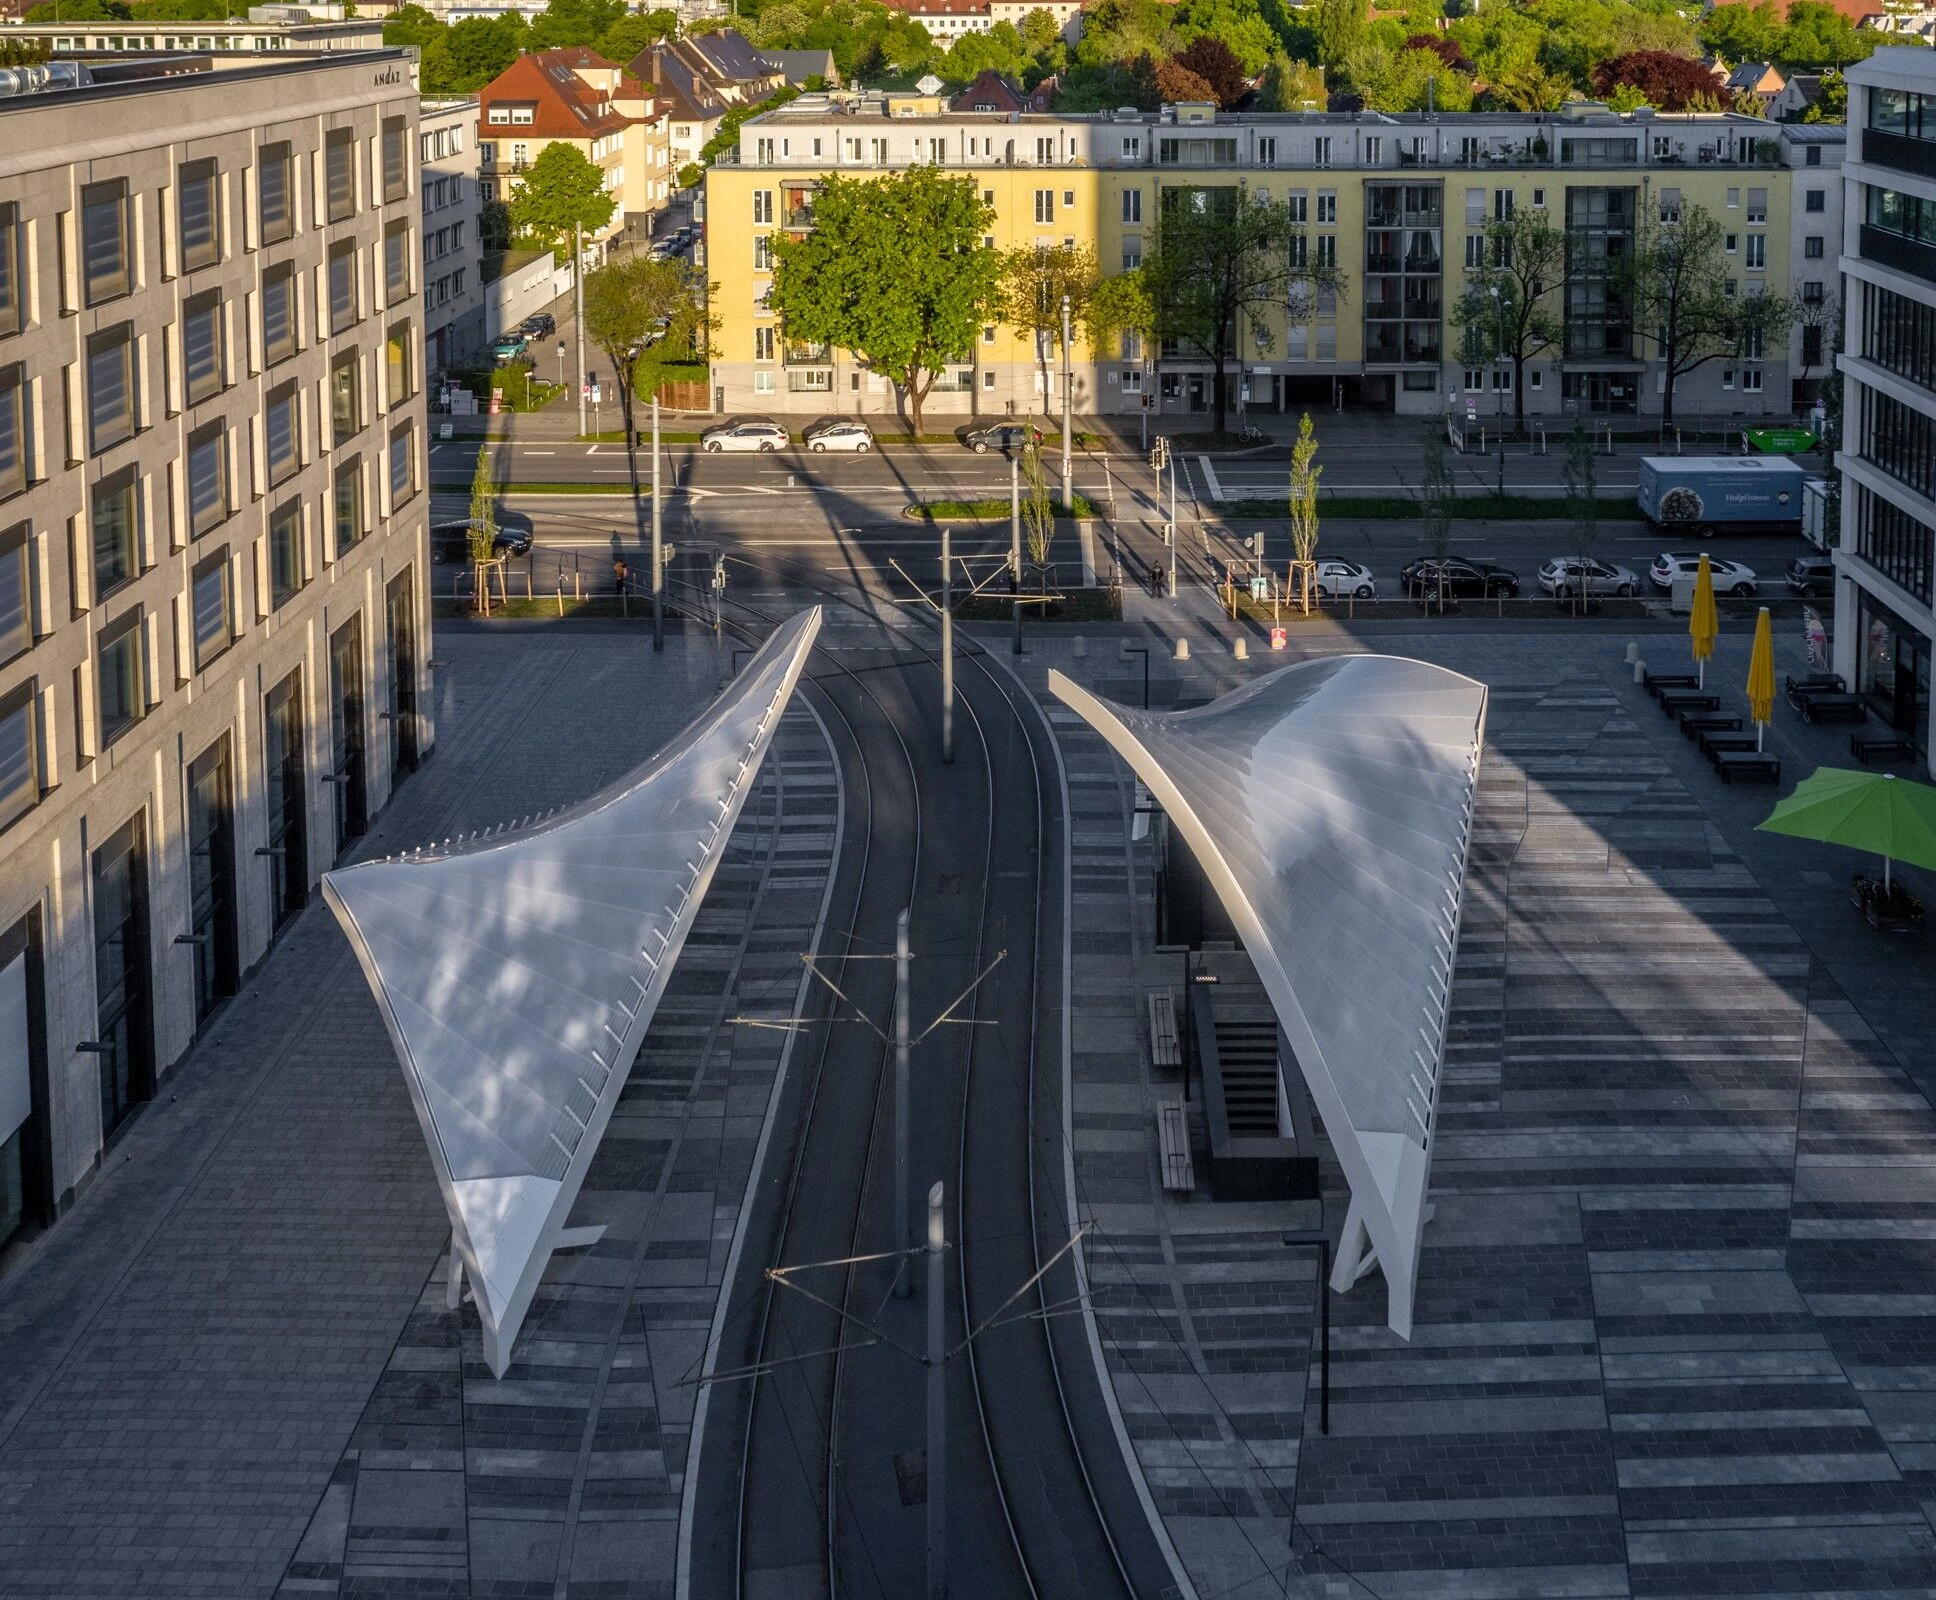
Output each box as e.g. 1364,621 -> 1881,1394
467,446 -> 498,614
1287,412 -> 1321,613
1171,35 -> 1250,105
770,168 -> 999,438
1591,50 -> 1728,111
1622,203 -> 1790,428
1404,32 -> 1473,72
1021,440 -> 1056,584
1348,42 -> 1475,111
1700,0 -> 1782,65
1255,54 -> 1327,110
1561,421 -> 1598,617
1149,57 -> 1218,102
1143,188 -> 1342,437
1087,268 -> 1155,357
1448,207 -> 1566,435
1171,0 -> 1281,73
595,9 -> 676,62
1793,289 -> 1837,397
508,143 -> 616,255
997,243 -> 1101,415
584,255 -> 705,642
1315,0 -> 1366,69
1803,69 -> 1848,123
1777,0 -> 1876,71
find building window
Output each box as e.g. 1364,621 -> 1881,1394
1726,233 -> 1738,253
330,351 -> 361,445
97,609 -> 145,744
262,264 -> 297,365
384,223 -> 410,303
333,458 -> 363,551
325,129 -> 356,223
190,548 -> 231,669
268,501 -> 303,608
1316,234 -> 1336,268
1746,234 -> 1765,269
81,179 -> 131,306
0,366 -> 24,501
753,326 -> 774,361
753,189 -> 772,224
265,383 -> 300,485
1871,87 -> 1936,142
1464,233 -> 1484,269
1746,188 -> 1767,224
385,322 -> 413,406
1863,280 -> 1936,391
1806,189 -> 1826,213
387,424 -> 414,504
181,290 -> 224,406
1034,189 -> 1053,224
1742,368 -> 1762,393
753,234 -> 772,271
87,324 -> 136,454
1122,188 -> 1141,224
0,523 -> 33,668
382,116 -> 408,203
178,158 -> 220,273
327,241 -> 358,334
1258,137 -> 1277,167
1805,236 -> 1825,259
1854,482 -> 1934,605
0,204 -> 21,339
1862,385 -> 1936,499
1316,192 -> 1336,224
1803,324 -> 1824,367
1313,137 -> 1331,167
753,370 -> 774,394
258,142 -> 294,244
186,422 -> 227,537
92,468 -> 138,598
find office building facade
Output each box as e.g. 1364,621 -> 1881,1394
0,51 -> 433,1261
705,95 -> 1840,424
1836,47 -> 1936,774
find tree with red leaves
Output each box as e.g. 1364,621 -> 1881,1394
1591,50 -> 1725,111
1143,55 -> 1217,104
1403,33 -> 1472,74
1171,35 -> 1251,107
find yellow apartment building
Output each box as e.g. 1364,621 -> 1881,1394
704,95 -> 1845,424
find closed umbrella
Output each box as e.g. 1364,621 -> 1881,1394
1759,767 -> 1936,896
1746,606 -> 1775,751
1690,552 -> 1718,688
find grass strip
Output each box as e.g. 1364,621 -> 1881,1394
904,494 -> 1099,521
430,480 -> 639,495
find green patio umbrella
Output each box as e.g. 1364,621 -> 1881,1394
1758,767 -> 1936,893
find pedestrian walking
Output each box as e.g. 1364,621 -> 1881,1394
613,556 -> 628,594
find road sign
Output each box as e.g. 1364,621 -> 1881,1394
1465,399 -> 1477,422
1270,626 -> 1287,651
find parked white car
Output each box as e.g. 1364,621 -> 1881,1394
1308,559 -> 1377,599
701,419 -> 791,453
1538,557 -> 1641,598
1650,552 -> 1759,595
803,419 -> 875,453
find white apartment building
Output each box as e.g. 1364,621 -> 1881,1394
0,51 -> 433,1263
421,96 -> 484,377
10,16 -> 389,55
1782,124 -> 1844,406
1835,47 -> 1936,775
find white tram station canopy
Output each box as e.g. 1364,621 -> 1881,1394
1050,653 -> 1487,1338
325,607 -> 822,1376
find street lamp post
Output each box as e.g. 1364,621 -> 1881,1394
574,222 -> 588,439
1010,451 -> 1022,655
1060,292 -> 1073,511
651,393 -> 664,651
1489,285 -> 1506,498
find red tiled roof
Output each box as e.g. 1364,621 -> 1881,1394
477,49 -> 648,143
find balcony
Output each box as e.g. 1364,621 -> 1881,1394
1864,127 -> 1936,183
1861,223 -> 1936,287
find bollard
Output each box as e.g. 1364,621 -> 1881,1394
1071,635 -> 1087,658
1175,637 -> 1190,662
1233,637 -> 1248,660
1625,641 -> 1640,664
1633,659 -> 1647,684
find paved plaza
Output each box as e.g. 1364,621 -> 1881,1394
1032,618 -> 1936,1599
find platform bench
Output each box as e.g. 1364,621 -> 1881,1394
1157,1099 -> 1195,1192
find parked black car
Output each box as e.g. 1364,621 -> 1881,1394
1786,554 -> 1836,596
1398,556 -> 1520,598
430,509 -> 535,564
519,312 -> 556,340
963,422 -> 1043,454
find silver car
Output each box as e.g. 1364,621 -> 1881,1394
1538,556 -> 1640,598
803,419 -> 875,453
701,419 -> 791,453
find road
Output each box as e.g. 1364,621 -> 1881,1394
681,571 -> 1173,1599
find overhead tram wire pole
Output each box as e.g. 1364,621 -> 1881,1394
1060,291 -> 1073,511
652,394 -> 664,651
927,1181 -> 948,1600
574,222 -> 587,439
1010,451 -> 1022,655
940,522 -> 954,763
895,908 -> 913,1296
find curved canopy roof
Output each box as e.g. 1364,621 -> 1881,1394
1049,653 -> 1486,1338
325,607 -> 822,1374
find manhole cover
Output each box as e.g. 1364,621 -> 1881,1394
892,1450 -> 927,1507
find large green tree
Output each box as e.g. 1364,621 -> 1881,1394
1142,187 -> 1342,437
1315,0 -> 1366,69
508,142 -> 616,255
1448,206 -> 1567,435
1621,203 -> 1792,427
770,168 -> 999,437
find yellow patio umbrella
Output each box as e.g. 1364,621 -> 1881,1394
1747,605 -> 1776,751
1690,552 -> 1719,688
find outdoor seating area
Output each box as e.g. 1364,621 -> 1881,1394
1852,730 -> 1918,764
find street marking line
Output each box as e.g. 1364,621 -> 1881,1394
1198,455 -> 1223,503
